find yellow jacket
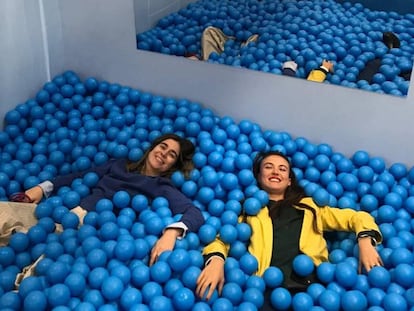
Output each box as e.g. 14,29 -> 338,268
307,67 -> 328,82
203,197 -> 382,276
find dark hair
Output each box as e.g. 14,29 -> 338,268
252,151 -> 306,206
382,31 -> 400,49
127,133 -> 195,178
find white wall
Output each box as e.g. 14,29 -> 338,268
134,0 -> 197,34
1,0 -> 414,168
0,0 -> 50,124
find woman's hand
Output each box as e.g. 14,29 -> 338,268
149,228 -> 182,266
322,59 -> 334,73
196,257 -> 225,301
25,186 -> 43,203
358,237 -> 383,273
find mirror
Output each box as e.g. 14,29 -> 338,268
135,0 -> 414,97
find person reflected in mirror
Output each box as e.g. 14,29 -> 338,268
196,151 -> 382,307
282,59 -> 334,83
282,60 -> 298,77
185,26 -> 259,61
357,31 -> 412,83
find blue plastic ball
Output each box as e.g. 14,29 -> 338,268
270,287 -> 292,310
335,262 -> 358,288
114,239 -> 135,262
181,180 -> 198,198
312,188 -> 330,207
263,266 -> 284,288
292,292 -> 314,311
341,290 -> 368,311
198,224 -> 217,244
359,194 -> 379,212
293,254 -> 315,277
64,272 -> 86,297
390,247 -> 414,266
367,266 -> 391,289
150,261 -> 172,284
18,276 -> 43,300
393,263 -> 414,288
221,282 -> 243,305
389,162 -> 407,180
197,187 -> 215,204
220,172 -> 239,190
382,292 -> 408,311
318,289 -> 341,311
167,248 -> 191,273
101,276 -> 124,301
120,287 -> 142,310
172,287 -> 195,311
162,279 -> 182,300
86,248 -> 107,268
316,262 -> 335,284
131,264 -> 150,288
9,232 -> 29,252
239,253 -> 258,275
131,194 -> 149,212
243,197 -> 262,216
23,290 -> 47,311
47,283 -> 71,307
0,290 -> 21,310
181,266 -> 202,290
219,224 -> 238,244
148,295 -> 172,311
83,288 -> 105,308
236,222 -> 252,242
404,288 -> 414,308
99,222 -> 119,241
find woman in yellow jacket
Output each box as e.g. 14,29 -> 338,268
196,151 -> 382,303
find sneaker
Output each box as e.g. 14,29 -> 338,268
241,34 -> 259,47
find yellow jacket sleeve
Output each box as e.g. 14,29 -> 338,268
299,198 -> 381,240
298,197 -> 382,265
202,234 -> 230,257
307,67 -> 328,82
202,208 -> 273,276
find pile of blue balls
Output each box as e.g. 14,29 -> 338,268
137,0 -> 414,97
0,70 -> 414,310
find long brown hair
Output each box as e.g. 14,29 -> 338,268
252,151 -> 306,207
127,133 -> 195,178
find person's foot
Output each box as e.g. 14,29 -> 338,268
241,34 -> 259,47
71,206 -> 87,225
322,60 -> 334,73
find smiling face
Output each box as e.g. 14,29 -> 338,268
257,154 -> 292,201
144,138 -> 181,176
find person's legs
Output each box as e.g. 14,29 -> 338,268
357,58 -> 382,83
201,26 -> 232,60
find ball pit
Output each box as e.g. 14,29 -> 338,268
0,70 -> 414,310
137,0 -> 414,96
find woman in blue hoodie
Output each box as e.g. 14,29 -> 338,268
24,133 -> 204,265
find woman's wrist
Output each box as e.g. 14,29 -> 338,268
357,231 -> 378,246
164,228 -> 183,239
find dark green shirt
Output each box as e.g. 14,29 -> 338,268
268,200 -> 305,288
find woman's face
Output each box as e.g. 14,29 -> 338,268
145,138 -> 180,176
258,154 -> 291,200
